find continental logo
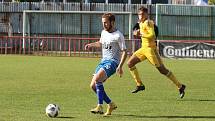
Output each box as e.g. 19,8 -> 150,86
163,46 -> 215,58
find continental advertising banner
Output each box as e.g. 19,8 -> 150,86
158,41 -> 215,59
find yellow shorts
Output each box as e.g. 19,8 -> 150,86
134,47 -> 163,67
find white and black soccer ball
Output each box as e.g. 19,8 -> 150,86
45,104 -> 60,118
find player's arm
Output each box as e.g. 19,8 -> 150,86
133,22 -> 141,38
85,31 -> 103,50
133,29 -> 141,37
116,34 -> 127,77
85,41 -> 101,50
133,22 -> 140,31
117,49 -> 127,77
140,21 -> 155,39
119,49 -> 127,69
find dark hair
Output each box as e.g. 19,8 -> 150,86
102,13 -> 115,22
138,6 -> 148,13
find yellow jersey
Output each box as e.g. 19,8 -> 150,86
139,20 -> 156,48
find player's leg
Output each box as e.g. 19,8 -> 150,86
156,65 -> 186,98
94,61 -> 112,104
90,80 -> 111,104
157,65 -> 181,88
127,48 -> 146,93
89,70 -> 106,114
100,60 -> 118,116
90,60 -> 118,115
90,63 -> 110,114
147,48 -> 186,98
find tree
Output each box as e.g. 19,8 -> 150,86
208,0 -> 215,4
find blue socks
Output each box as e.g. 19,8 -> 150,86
96,82 -> 111,104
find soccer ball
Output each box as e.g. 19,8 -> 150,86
45,104 -> 60,118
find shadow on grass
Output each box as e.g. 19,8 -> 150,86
116,114 -> 215,119
178,99 -> 215,102
199,99 -> 215,102
56,116 -> 75,119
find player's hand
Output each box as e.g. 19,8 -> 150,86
84,44 -> 91,50
133,29 -> 139,36
116,67 -> 123,78
133,29 -> 141,38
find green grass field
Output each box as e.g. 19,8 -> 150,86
0,55 -> 215,121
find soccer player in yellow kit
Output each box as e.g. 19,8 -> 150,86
127,6 -> 186,98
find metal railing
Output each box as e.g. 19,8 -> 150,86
0,36 -> 140,57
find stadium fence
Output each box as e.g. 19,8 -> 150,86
1,3 -> 215,40
0,36 -> 140,57
1,36 -> 215,59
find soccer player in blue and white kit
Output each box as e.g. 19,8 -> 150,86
85,13 -> 127,116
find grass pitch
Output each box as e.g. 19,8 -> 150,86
0,55 -> 215,121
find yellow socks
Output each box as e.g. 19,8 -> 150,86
166,71 -> 182,89
129,66 -> 143,86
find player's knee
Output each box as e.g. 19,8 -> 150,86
90,82 -> 96,90
157,66 -> 169,75
160,68 -> 170,75
127,61 -> 134,68
159,69 -> 167,75
90,85 -> 96,92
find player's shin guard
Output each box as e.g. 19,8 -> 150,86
103,91 -> 111,104
166,71 -> 182,89
129,66 -> 143,86
93,84 -> 111,104
96,82 -> 111,104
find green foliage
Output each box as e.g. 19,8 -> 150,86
0,56 -> 215,121
208,0 -> 215,5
